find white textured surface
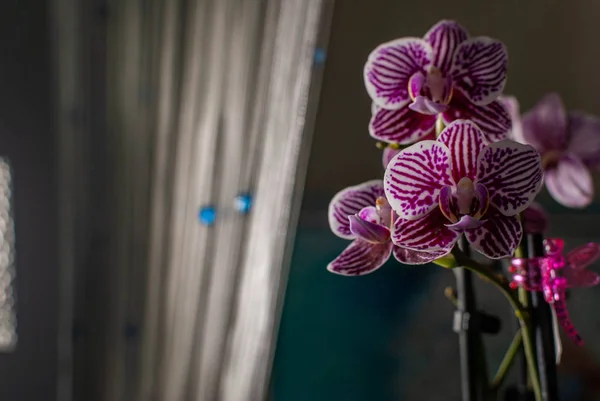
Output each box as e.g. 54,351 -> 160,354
99,0 -> 329,400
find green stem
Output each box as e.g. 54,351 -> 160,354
451,248 -> 542,401
491,330 -> 523,390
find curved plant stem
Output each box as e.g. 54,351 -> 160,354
491,330 -> 523,390
452,248 -> 542,401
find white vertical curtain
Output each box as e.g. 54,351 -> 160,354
52,0 -> 333,400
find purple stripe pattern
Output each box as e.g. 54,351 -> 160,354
383,120 -> 540,259
327,239 -> 394,276
438,119 -> 486,181
328,180 -> 384,239
443,96 -> 511,143
364,21 -> 508,147
364,38 -> 432,109
465,208 -> 522,259
392,208 -> 461,252
424,20 -> 469,74
370,104 -> 436,144
384,141 -> 452,219
450,37 -> 508,106
476,140 -> 543,216
393,246 -> 447,265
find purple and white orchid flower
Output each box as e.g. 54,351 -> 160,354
327,180 -> 446,275
384,119 -> 543,259
502,93 -> 600,208
364,20 -> 511,145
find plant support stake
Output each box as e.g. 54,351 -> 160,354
528,233 -> 558,401
454,238 -> 479,401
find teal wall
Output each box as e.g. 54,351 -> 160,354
271,228 -> 436,401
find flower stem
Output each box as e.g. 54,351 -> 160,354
451,248 -> 542,401
491,330 -> 523,390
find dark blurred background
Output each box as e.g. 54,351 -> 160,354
0,0 -> 58,400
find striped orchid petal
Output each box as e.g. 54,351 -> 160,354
465,209 -> 522,259
370,103 -> 436,144
438,120 -> 486,182
328,180 -> 385,239
327,239 -> 393,276
384,141 -> 453,220
364,38 -> 432,109
391,208 -> 461,252
443,96 -> 511,143
424,20 -> 469,75
450,37 -> 508,106
476,140 -> 543,216
393,246 -> 448,265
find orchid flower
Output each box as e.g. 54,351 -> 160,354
502,94 -> 600,208
384,119 -> 543,259
364,20 -> 510,146
327,180 -> 446,275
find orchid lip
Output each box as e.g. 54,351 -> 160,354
407,68 -> 453,115
409,96 -> 449,115
348,214 -> 391,244
446,215 -> 487,231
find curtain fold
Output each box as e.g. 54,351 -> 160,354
53,0 -> 333,400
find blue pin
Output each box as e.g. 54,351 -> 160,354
198,206 -> 217,225
314,48 -> 326,65
234,193 -> 253,214
124,323 -> 139,341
